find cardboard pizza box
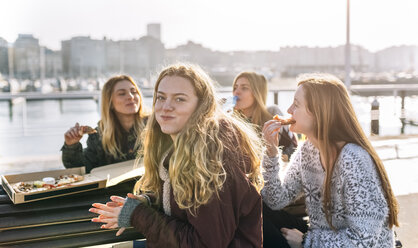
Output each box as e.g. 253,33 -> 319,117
1,159 -> 145,204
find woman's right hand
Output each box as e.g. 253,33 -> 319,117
64,122 -> 83,146
263,120 -> 281,157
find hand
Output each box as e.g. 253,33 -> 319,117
262,120 -> 281,157
90,195 -> 126,236
281,228 -> 303,248
64,122 -> 83,146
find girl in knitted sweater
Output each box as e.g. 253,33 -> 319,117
261,74 -> 399,247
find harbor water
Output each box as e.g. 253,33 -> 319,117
0,92 -> 417,159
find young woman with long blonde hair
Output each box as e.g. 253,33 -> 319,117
262,74 -> 399,247
89,64 -> 264,247
62,75 -> 148,172
232,71 -> 297,160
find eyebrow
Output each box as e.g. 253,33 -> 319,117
157,91 -> 189,97
116,88 -> 135,92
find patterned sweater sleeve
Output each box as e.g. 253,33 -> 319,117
261,146 -> 304,210
305,147 -> 391,248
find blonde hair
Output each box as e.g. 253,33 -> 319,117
297,73 -> 399,228
99,75 -> 147,158
136,63 -> 263,214
233,72 -> 272,126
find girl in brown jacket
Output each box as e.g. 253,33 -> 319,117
90,64 -> 263,247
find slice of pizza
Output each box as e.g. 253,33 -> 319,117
78,126 -> 97,136
273,115 -> 296,125
57,174 -> 84,186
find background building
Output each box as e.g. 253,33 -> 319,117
13,34 -> 40,79
374,45 -> 418,72
0,37 -> 9,76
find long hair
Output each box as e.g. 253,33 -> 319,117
136,64 -> 263,214
99,75 -> 147,158
298,74 -> 399,228
233,72 -> 272,126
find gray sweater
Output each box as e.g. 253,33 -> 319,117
261,141 -> 395,248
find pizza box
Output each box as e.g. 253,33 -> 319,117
1,159 -> 145,204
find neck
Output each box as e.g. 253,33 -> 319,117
115,113 -> 135,131
170,134 -> 176,141
241,106 -> 255,119
308,136 -> 346,170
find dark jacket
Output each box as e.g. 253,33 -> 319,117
61,121 -> 145,173
125,120 -> 262,247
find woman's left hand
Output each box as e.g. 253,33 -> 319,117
90,196 -> 127,236
280,228 -> 304,248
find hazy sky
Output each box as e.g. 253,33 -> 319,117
1,0 -> 418,52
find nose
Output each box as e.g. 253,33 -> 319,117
162,99 -> 174,111
233,88 -> 240,96
125,92 -> 134,100
287,104 -> 293,115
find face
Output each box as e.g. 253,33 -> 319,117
111,80 -> 140,115
233,77 -> 255,115
155,76 -> 199,140
287,86 -> 315,137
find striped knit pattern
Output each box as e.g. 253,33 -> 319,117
261,141 -> 395,248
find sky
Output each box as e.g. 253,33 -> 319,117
1,0 -> 418,52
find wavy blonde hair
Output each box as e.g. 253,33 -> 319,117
100,75 -> 147,158
233,72 -> 272,126
135,64 -> 263,214
298,74 -> 399,228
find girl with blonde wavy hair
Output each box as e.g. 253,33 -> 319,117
262,74 -> 399,247
62,75 -> 148,173
90,64 -> 264,247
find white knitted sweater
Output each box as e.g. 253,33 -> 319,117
261,141 -> 395,248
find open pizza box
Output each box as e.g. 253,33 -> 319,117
1,159 -> 145,204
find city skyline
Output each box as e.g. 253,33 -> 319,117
1,0 -> 418,52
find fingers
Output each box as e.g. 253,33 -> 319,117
116,227 -> 126,236
100,222 -> 118,229
106,202 -> 119,207
280,227 -> 290,237
89,203 -> 121,218
92,216 -> 117,223
127,193 -> 141,200
64,123 -> 84,144
110,195 -> 126,205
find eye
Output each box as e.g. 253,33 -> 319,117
156,95 -> 165,101
175,97 -> 186,102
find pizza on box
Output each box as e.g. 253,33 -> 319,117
12,174 -> 84,193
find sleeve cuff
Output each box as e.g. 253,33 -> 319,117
118,197 -> 142,228
262,154 -> 280,171
61,142 -> 82,151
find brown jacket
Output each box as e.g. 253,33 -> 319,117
129,121 -> 262,247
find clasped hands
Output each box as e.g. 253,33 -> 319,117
89,193 -> 140,236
